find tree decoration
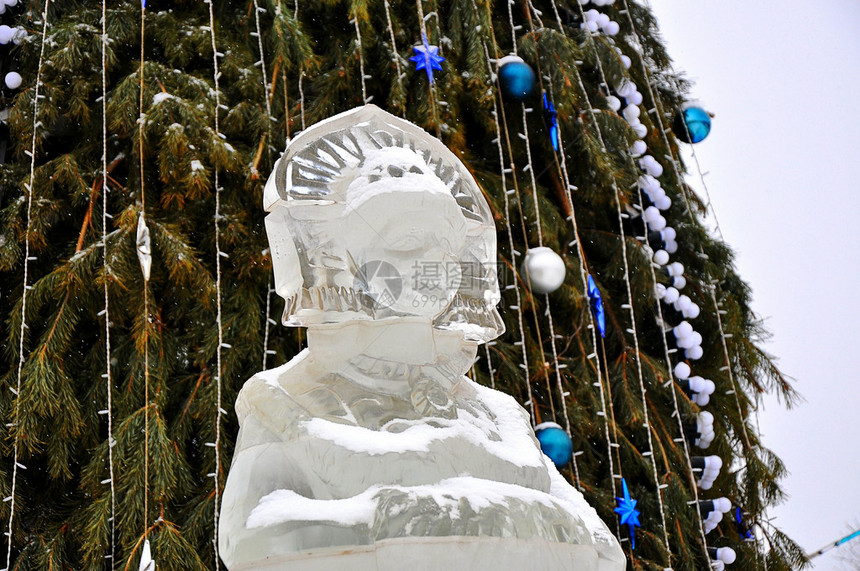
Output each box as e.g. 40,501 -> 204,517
708,546 -> 737,565
136,211 -> 152,282
614,478 -> 641,549
699,497 -> 732,533
673,104 -> 712,144
535,422 -> 573,467
410,32 -> 444,84
734,507 -> 753,540
543,93 -> 559,151
0,1 -> 807,568
521,246 -> 566,294
4,71 -> 21,89
497,55 -> 536,101
587,274 -> 606,338
138,539 -> 155,571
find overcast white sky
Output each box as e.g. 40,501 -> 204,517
647,1 -> 860,568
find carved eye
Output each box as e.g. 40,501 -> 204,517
409,166 -> 423,174
387,165 -> 404,177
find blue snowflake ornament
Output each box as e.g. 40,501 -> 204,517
410,33 -> 445,84
543,94 -> 559,151
614,478 -> 641,549
587,274 -> 606,338
734,507 -> 753,540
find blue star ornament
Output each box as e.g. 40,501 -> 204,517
410,33 -> 445,83
614,478 -> 641,549
543,94 -> 559,151
587,274 -> 606,338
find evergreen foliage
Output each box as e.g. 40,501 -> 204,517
0,0 -> 805,569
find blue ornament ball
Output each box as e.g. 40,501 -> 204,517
673,105 -> 711,143
535,422 -> 573,467
498,55 -> 536,102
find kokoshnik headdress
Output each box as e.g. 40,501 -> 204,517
263,105 -> 504,343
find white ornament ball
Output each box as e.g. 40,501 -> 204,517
5,0 -> 19,6
583,20 -> 599,32
643,205 -> 660,223
685,302 -> 700,319
604,20 -> 620,36
620,54 -> 631,69
522,247 -> 566,294
716,547 -> 737,564
714,498 -> 732,513
677,334 -> 696,350
649,214 -> 667,231
686,345 -> 704,360
628,91 -> 643,106
698,410 -> 714,427
675,294 -> 692,311
653,249 -> 669,265
4,71 -> 21,90
607,95 -> 621,112
663,286 -> 680,304
633,123 -> 648,138
655,283 -> 667,298
0,25 -> 12,44
630,139 -> 647,156
674,320 -> 693,338
667,261 -> 684,276
617,81 -> 636,97
623,104 -> 640,121
655,195 -> 672,210
664,240 -> 678,254
0,5 -> 6,15
674,362 -> 691,380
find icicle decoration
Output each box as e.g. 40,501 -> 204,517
579,0 -> 742,558
548,0 -> 700,556
469,1 -> 535,428
351,12 -> 369,102
205,0 -> 226,565
4,2 -> 51,569
251,0 -> 275,371
382,0 -> 405,114
516,0 -> 625,535
298,69 -> 306,131
618,2 -> 763,561
101,0 -> 116,565
480,41 -> 535,424
500,0 -> 570,434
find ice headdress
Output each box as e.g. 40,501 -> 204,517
263,105 -> 504,342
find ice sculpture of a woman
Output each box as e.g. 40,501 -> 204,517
218,105 -> 624,571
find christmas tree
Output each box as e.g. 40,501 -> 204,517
0,0 -> 806,569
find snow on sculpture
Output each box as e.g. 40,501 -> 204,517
218,105 -> 625,571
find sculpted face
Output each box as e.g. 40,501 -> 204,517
340,147 -> 467,319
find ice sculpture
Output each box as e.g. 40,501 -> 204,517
219,105 -> 625,571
